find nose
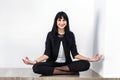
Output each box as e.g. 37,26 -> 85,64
60,21 -> 65,24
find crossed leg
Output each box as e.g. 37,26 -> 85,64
33,60 -> 90,75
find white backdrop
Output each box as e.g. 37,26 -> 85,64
92,0 -> 120,77
0,0 -> 95,68
1,0 -> 120,78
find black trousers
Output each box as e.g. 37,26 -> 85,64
32,60 -> 90,75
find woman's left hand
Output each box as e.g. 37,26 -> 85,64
89,54 -> 102,62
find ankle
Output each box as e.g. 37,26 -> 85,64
55,66 -> 70,71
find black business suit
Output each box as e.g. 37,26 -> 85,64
33,31 -> 90,75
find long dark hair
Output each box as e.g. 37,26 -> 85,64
51,11 -> 70,36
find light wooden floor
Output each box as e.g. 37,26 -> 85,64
0,68 -> 101,77
0,68 -> 118,80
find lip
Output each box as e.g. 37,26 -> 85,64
60,26 -> 64,27
59,25 -> 65,27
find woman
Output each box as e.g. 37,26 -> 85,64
22,11 -> 102,75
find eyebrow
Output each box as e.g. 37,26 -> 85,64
57,18 -> 66,20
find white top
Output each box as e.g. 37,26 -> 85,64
55,41 -> 66,63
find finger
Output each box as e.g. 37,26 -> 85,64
23,58 -> 28,61
22,58 -> 25,62
96,53 -> 99,56
25,57 -> 30,61
26,57 -> 29,60
96,55 -> 102,61
99,55 -> 103,60
22,59 -> 27,64
93,54 -> 99,58
23,58 -> 31,64
94,55 -> 100,61
22,58 -> 26,62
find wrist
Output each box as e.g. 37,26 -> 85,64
87,58 -> 91,62
33,60 -> 38,64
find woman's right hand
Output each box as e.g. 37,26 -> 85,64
22,57 -> 36,65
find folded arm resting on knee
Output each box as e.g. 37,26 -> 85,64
22,55 -> 49,65
74,54 -> 102,62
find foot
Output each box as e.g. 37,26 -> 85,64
72,72 -> 79,75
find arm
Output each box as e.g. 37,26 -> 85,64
22,32 -> 51,65
35,55 -> 49,63
22,55 -> 49,65
70,32 -> 102,62
74,53 -> 102,62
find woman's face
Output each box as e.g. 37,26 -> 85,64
57,17 -> 67,30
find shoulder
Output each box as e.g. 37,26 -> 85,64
69,31 -> 75,37
46,31 -> 54,39
65,31 -> 75,40
47,31 -> 52,36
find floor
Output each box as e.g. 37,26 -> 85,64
0,68 -> 117,80
0,68 -> 101,77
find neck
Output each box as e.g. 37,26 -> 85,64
58,29 -> 65,35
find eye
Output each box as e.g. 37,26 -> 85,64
57,18 -> 61,21
63,19 -> 66,21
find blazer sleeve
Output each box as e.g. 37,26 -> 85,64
44,32 -> 51,57
70,32 -> 79,58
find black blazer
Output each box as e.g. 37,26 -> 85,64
44,31 -> 79,63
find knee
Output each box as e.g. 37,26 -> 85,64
84,60 -> 90,71
77,60 -> 90,71
32,64 -> 48,74
32,64 -> 43,74
32,64 -> 38,73
32,64 -> 53,75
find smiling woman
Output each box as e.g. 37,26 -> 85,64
0,0 -> 97,68
22,11 -> 102,75
57,17 -> 67,35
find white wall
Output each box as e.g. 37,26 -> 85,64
0,0 -> 95,68
92,0 -> 105,76
2,0 -> 119,77
92,0 -> 120,77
